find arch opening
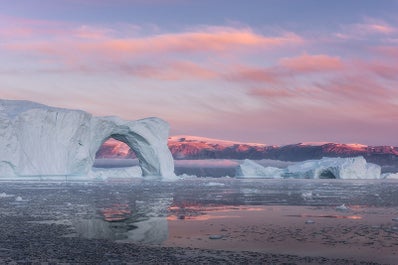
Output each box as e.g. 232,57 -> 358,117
318,169 -> 337,179
93,137 -> 138,169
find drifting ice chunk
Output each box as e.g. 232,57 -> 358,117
236,159 -> 284,178
301,191 -> 313,200
336,204 -> 349,212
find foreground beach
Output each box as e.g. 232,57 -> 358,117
0,179 -> 396,264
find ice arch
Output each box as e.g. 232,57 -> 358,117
0,99 -> 175,179
317,169 -> 337,179
90,116 -> 174,177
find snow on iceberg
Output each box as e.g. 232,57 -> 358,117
236,159 -> 284,178
237,157 -> 381,179
0,99 -> 175,180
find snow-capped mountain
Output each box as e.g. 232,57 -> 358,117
96,135 -> 398,166
167,135 -> 271,159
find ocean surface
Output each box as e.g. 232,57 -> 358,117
1,178 -> 397,264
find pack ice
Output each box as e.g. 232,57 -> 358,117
0,99 -> 175,179
237,156 -> 382,179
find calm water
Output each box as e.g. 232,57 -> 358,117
1,178 -> 398,263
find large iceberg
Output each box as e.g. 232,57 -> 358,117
0,99 -> 175,179
236,156 -> 382,179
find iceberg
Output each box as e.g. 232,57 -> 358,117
285,156 -> 381,179
382,172 -> 398,179
0,99 -> 175,179
236,157 -> 381,179
236,159 -> 284,178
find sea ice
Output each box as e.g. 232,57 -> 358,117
0,192 -> 11,198
301,191 -> 313,200
206,182 -> 226,187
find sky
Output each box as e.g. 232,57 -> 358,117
1,0 -> 398,146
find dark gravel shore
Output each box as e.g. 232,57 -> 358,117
0,221 -> 387,265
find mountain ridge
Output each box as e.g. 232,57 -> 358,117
96,135 -> 398,168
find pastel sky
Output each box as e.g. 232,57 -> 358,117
1,0 -> 398,145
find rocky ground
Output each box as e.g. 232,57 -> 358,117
0,221 -> 388,265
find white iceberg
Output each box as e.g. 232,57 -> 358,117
285,156 -> 381,179
0,99 -> 175,180
236,159 -> 284,178
382,172 -> 398,179
236,157 -> 381,179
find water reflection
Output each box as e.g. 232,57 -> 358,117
59,178 -> 398,250
286,214 -> 363,220
71,199 -> 170,244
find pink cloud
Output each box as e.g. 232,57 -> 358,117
365,61 -> 398,80
1,18 -> 306,81
0,15 -> 71,39
224,65 -> 278,84
2,20 -> 303,56
118,61 -> 217,80
335,18 -> 397,41
244,58 -> 398,125
279,54 -> 343,73
248,88 -> 296,98
354,21 -> 396,35
90,28 -> 303,56
374,45 -> 398,58
222,71 -> 398,145
73,25 -> 115,39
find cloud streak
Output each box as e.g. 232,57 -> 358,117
1,17 -> 303,57
1,14 -> 398,145
279,54 -> 343,73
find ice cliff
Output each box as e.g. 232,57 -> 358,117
0,99 -> 175,179
237,156 -> 382,179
